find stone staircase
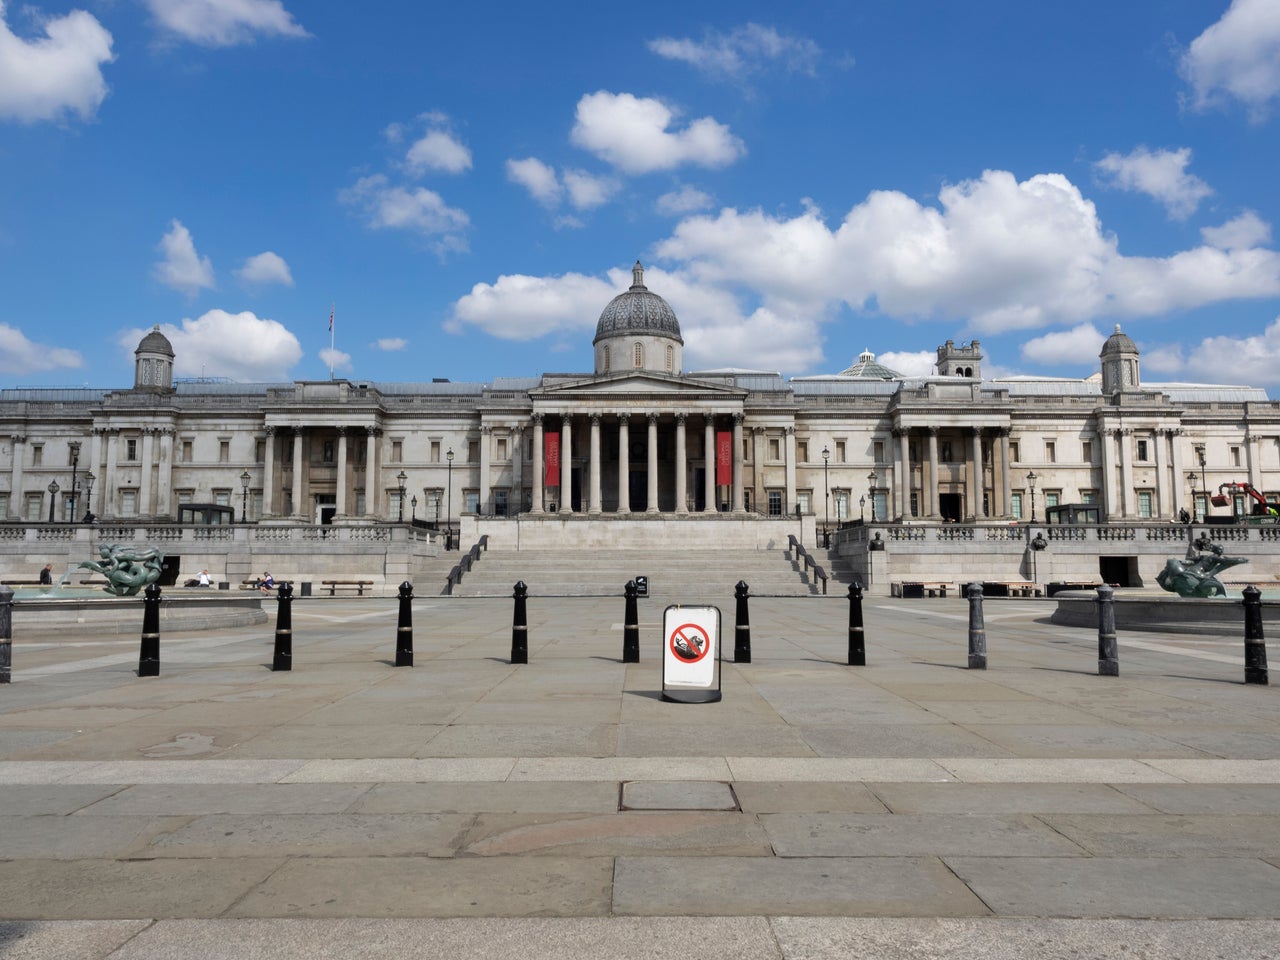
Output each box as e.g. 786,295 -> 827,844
446,548 -> 824,599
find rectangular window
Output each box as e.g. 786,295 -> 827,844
251,491 -> 263,519
1045,441 -> 1056,463
1045,490 -> 1061,508
1137,490 -> 1153,518
426,490 -> 441,519
355,491 -> 366,516
1010,441 -> 1020,462
1011,491 -> 1024,519
126,438 -> 138,461
796,440 -> 808,463
834,491 -> 848,520
910,491 -> 919,517
121,489 -> 137,516
768,438 -> 781,461
464,490 -> 479,513
940,441 -> 953,462
213,489 -> 230,507
430,441 -> 441,463
797,491 -> 811,514
219,440 -> 230,463
1231,446 -> 1242,467
255,440 -> 265,463
494,489 -> 509,516
873,491 -> 887,521
1136,439 -> 1149,462
391,440 -> 403,463
26,493 -> 42,520
1080,489 -> 1097,504
835,440 -> 847,463
743,489 -> 751,512
322,441 -> 335,463
0,493 -> 7,518
767,490 -> 783,515
176,489 -> 193,505
1081,440 -> 1092,463
468,440 -> 479,462
182,440 -> 193,462
389,490 -> 403,519
873,441 -> 883,463
31,444 -> 42,467
497,438 -> 508,461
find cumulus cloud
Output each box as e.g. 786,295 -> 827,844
506,157 -> 561,207
1020,323 -> 1107,366
319,347 -> 351,372
570,91 -> 746,174
1202,210 -> 1272,250
657,185 -> 714,216
446,271 -> 615,340
142,0 -> 308,47
0,323 -> 82,374
0,1 -> 114,124
876,351 -> 936,378
120,310 -> 302,380
648,23 -> 823,83
405,128 -> 472,175
373,337 -> 407,351
1180,0 -> 1280,119
153,220 -> 215,296
339,174 -> 469,252
1143,316 -> 1280,387
1094,146 -> 1212,219
561,169 -> 617,210
506,158 -> 616,217
235,250 -> 293,287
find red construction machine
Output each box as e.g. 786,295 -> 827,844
1209,481 -> 1279,523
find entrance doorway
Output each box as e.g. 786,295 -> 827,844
315,493 -> 336,525
939,492 -> 963,522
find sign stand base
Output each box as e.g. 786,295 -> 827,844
661,688 -> 722,704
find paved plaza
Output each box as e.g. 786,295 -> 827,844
0,587 -> 1278,958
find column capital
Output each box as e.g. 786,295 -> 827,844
675,412 -> 687,426
733,413 -> 744,426
293,426 -> 305,436
335,425 -> 346,436
532,412 -> 544,425
481,425 -> 492,435
924,426 -> 938,436
590,413 -> 601,426
648,412 -> 659,426
11,434 -> 25,444
785,424 -> 794,435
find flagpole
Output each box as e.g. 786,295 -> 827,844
328,303 -> 335,380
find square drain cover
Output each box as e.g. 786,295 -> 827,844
621,780 -> 738,811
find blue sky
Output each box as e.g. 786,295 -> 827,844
3,0 -> 1280,389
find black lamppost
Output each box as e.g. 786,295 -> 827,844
446,448 -> 454,549
411,495 -> 417,522
240,470 -> 251,522
82,471 -> 95,522
1026,470 -> 1037,522
859,494 -> 865,522
68,441 -> 80,523
47,480 -> 59,523
1187,471 -> 1199,521
867,472 -> 877,522
434,492 -> 440,526
822,446 -> 830,539
396,470 -> 407,522
1198,449 -> 1208,504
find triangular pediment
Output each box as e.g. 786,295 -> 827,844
532,371 -> 746,399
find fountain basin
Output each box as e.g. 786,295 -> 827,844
9,592 -> 267,636
1050,588 -> 1280,636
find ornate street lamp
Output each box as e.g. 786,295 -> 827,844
1198,449 -> 1208,503
1026,470 -> 1037,523
859,494 -> 865,522
68,441 -> 80,523
1187,471 -> 1199,521
82,471 -> 95,522
240,470 -> 251,523
446,448 -> 455,549
867,472 -> 877,522
47,480 -> 59,523
396,470 -> 407,522
822,446 -> 830,541
411,495 -> 417,522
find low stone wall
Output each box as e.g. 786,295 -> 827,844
467,513 -> 816,552
9,593 -> 267,636
1049,589 -> 1280,636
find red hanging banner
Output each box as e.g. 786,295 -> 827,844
544,432 -> 560,487
716,431 -> 732,486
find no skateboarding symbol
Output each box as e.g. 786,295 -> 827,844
669,622 -> 710,663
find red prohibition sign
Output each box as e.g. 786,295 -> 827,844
669,622 -> 711,663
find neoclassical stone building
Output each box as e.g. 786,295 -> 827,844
3,262 -> 1279,538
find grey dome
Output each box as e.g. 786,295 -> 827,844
1099,324 -> 1137,358
136,325 -> 175,357
839,349 -> 903,379
593,262 -> 683,345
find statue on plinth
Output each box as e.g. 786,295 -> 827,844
1157,535 -> 1246,598
79,544 -> 165,596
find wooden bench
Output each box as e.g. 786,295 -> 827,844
892,581 -> 954,598
240,579 -> 293,591
321,579 -> 374,596
985,580 -> 1042,598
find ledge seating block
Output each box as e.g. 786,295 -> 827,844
321,579 -> 374,596
892,580 -> 954,599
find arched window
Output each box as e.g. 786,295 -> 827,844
633,342 -> 643,368
602,346 -> 610,372
665,345 -> 673,372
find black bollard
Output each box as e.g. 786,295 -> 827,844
966,582 -> 986,669
622,580 -> 640,663
1096,583 -> 1119,676
848,580 -> 865,666
272,582 -> 293,671
138,582 -> 161,677
395,580 -> 414,667
511,580 -> 528,664
1243,585 -> 1269,685
0,584 -> 12,684
734,580 -> 752,663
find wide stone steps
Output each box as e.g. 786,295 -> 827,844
447,549 -> 823,598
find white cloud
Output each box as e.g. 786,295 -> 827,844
1150,316 -> 1280,387
446,271 -> 615,340
0,323 -> 82,374
506,157 -> 562,207
656,185 -> 714,216
120,310 -> 302,380
570,91 -> 746,175
142,0 -> 308,47
405,129 -> 472,175
339,174 -> 469,250
153,220 -> 215,296
319,347 -> 351,372
0,1 -> 113,124
235,250 -> 293,287
1020,323 -> 1107,366
1094,146 -> 1212,220
648,23 -> 822,83
561,169 -> 617,210
373,337 -> 407,351
655,169 -> 1280,334
1181,0 -> 1280,119
1202,210 -> 1272,250
876,351 -> 936,378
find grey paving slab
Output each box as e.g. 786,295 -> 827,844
797,723 -> 1009,758
0,858 -> 285,920
1143,758 -> 1280,782
509,757 -> 732,781
1039,814 -> 1280,858
460,811 -> 771,856
105,917 -> 783,960
349,781 -> 621,814
961,723 -> 1208,758
612,856 -> 990,916
1113,782 -> 1280,814
726,757 -> 954,782
869,782 -> 1159,814
760,813 -> 1087,858
0,815 -> 188,859
937,759 -> 1180,783
78,782 -> 372,816
144,813 -> 473,858
733,781 -> 890,814
622,780 -> 737,810
282,757 -> 516,782
769,917 -> 1280,960
422,723 -> 617,757
0,783 -> 126,815
0,920 -> 151,960
230,856 -> 615,918
217,723 -> 447,759
945,856 -> 1280,917
618,722 -> 816,757
1,723 -> 268,761
73,759 -> 306,784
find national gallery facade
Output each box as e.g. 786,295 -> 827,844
3,262 -> 1279,534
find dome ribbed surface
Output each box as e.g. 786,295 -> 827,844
593,262 -> 683,345
1100,325 -> 1137,357
839,350 -> 902,379
136,325 -> 175,357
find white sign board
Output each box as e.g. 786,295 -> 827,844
661,604 -> 721,703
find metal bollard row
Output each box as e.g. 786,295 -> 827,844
1243,585 -> 1269,686
510,580 -> 528,664
622,580 -> 640,663
1096,584 -> 1118,676
734,580 -> 751,663
847,581 -> 865,666
0,584 -> 12,684
395,581 -> 414,667
966,583 -> 986,669
271,582 -> 293,671
138,582 -> 162,677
